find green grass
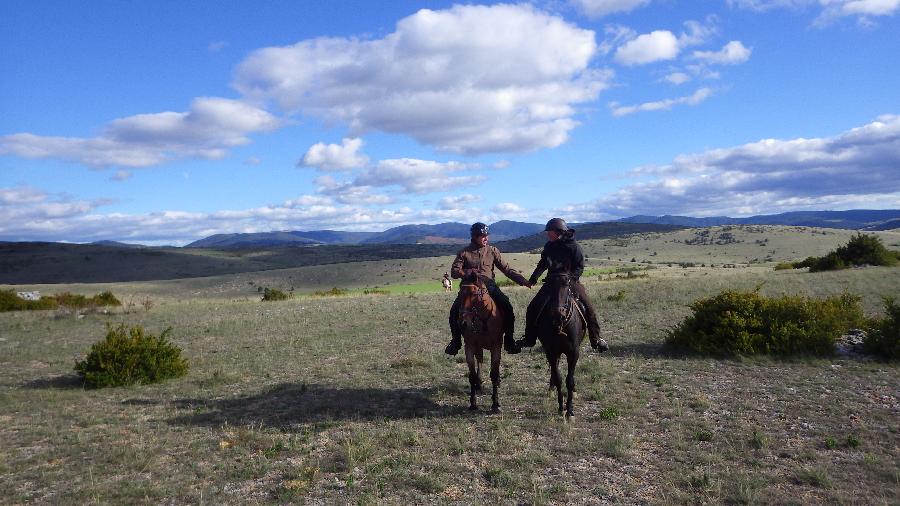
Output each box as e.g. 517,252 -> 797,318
1,227 -> 898,504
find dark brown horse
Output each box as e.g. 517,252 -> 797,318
533,273 -> 587,417
456,275 -> 505,411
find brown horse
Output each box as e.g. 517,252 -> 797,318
456,275 -> 505,411
532,273 -> 587,418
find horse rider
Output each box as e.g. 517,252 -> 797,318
518,218 -> 609,352
446,222 -> 532,356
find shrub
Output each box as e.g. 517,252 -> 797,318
262,288 -> 289,301
74,324 -> 188,388
53,292 -> 91,309
864,297 -> 900,360
313,287 -> 349,297
0,289 -> 58,311
665,290 -> 864,356
795,234 -> 898,272
92,291 -> 121,306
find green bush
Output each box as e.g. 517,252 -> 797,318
92,291 -> 122,306
665,290 -> 864,356
74,324 -> 188,388
864,297 -> 900,360
0,290 -> 58,311
794,234 -> 898,272
262,287 -> 289,301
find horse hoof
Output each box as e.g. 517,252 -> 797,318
469,404 -> 478,411
491,404 -> 501,413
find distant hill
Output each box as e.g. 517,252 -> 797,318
187,220 -> 546,248
494,222 -> 685,252
0,222 -> 683,283
618,209 -> 900,230
90,240 -> 147,248
186,230 -> 378,248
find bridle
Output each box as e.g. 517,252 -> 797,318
458,283 -> 492,334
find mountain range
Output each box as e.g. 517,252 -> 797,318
182,210 -> 900,249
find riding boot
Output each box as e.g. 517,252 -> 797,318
446,299 -> 463,356
489,285 -> 520,354
580,298 -> 608,352
572,282 -> 608,353
517,286 -> 547,349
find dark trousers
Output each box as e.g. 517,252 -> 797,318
524,280 -> 601,342
449,284 -> 515,338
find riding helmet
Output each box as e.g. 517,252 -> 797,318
544,218 -> 569,232
470,222 -> 489,236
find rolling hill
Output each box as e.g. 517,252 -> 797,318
617,209 -> 900,230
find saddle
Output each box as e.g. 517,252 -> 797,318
532,274 -> 587,335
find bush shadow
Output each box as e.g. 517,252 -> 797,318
169,382 -> 458,429
21,374 -> 85,389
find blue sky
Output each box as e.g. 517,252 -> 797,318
2,0 -> 899,245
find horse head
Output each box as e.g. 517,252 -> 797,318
457,275 -> 493,334
546,273 -> 575,332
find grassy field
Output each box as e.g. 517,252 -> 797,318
1,226 -> 899,504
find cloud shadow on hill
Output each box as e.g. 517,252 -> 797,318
169,382 -> 459,429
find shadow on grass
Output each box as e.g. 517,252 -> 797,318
169,382 -> 459,429
21,374 -> 85,389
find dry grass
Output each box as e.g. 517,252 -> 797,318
1,227 -> 898,504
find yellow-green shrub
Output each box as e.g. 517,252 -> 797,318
665,290 -> 864,356
74,324 -> 188,388
0,289 -> 58,311
865,297 -> 900,360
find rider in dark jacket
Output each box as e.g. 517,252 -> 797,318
518,218 -> 608,352
446,222 -> 531,356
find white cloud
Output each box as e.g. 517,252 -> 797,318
234,4 -> 608,154
692,41 -> 752,64
111,170 -> 132,181
609,87 -> 714,116
570,0 -> 651,18
729,0 -> 900,24
0,97 -> 281,169
300,137 -> 368,171
665,72 -> 692,85
614,30 -> 680,65
439,194 -> 481,209
313,176 -> 394,205
578,115 -> 900,217
356,158 -> 485,194
492,202 -> 527,214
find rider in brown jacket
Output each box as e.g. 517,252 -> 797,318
446,222 -> 532,355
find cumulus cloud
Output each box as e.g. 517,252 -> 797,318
313,176 -> 394,205
439,194 -> 481,209
0,185 -> 420,243
692,41 -> 752,64
614,30 -> 680,65
570,0 -> 651,18
609,87 -> 714,116
0,97 -> 281,169
575,115 -> 900,217
665,72 -> 692,85
729,0 -> 900,24
299,137 -> 368,171
612,18 -> 718,66
356,158 -> 485,194
492,202 -> 527,214
233,4 -> 608,154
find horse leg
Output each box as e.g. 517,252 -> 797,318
547,351 -> 564,414
490,347 -> 501,412
565,350 -> 579,418
466,346 -> 478,410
